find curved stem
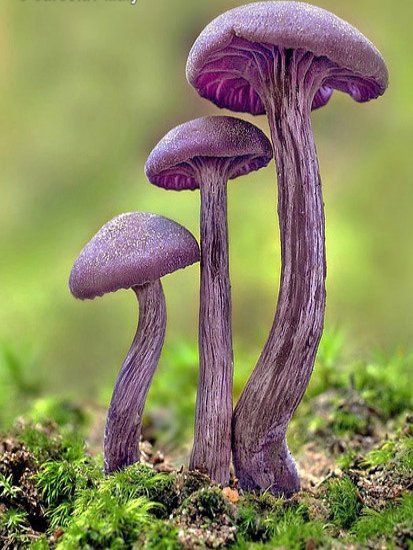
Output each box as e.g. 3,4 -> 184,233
189,160 -> 233,485
233,51 -> 327,496
104,280 -> 166,474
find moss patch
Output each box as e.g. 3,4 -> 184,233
0,344 -> 412,548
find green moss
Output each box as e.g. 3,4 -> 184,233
0,508 -> 33,547
235,502 -> 327,550
236,500 -> 271,542
174,470 -> 211,503
235,494 -> 284,542
0,361 -> 411,550
337,450 -> 357,471
363,433 -> 413,473
267,507 -> 326,550
17,422 -> 62,461
325,477 -> 362,529
181,487 -> 233,521
290,347 -> 413,452
0,507 -> 29,531
0,473 -> 23,501
13,419 -> 85,465
175,487 -> 237,548
102,464 -> 178,517
30,537 -> 50,549
307,330 -> 347,398
57,494 -> 157,549
143,521 -> 180,550
37,456 -> 100,531
351,493 -> 413,543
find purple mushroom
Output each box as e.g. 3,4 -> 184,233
145,116 -> 272,485
187,2 -> 388,495
69,212 -> 200,474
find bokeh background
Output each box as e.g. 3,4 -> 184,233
0,1 -> 411,437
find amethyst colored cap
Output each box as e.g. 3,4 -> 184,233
145,116 -> 272,191
69,212 -> 200,300
186,1 -> 389,115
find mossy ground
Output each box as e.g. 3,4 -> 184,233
0,335 -> 412,548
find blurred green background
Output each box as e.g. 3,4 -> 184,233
0,1 -> 411,414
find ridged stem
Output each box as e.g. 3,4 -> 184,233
104,280 -> 166,474
233,50 -> 327,496
190,161 -> 233,485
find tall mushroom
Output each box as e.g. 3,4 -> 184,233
69,212 -> 200,474
187,2 -> 388,495
145,116 -> 272,485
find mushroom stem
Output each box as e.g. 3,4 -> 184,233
190,160 -> 233,486
233,54 -> 327,496
104,279 -> 166,474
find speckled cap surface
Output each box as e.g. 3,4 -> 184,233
69,213 -> 200,300
187,1 -> 388,115
145,116 -> 272,191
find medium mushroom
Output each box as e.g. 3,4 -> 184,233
187,2 -> 388,495
69,212 -> 200,474
145,116 -> 272,485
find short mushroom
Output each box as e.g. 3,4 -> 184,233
69,212 -> 200,474
187,2 -> 388,495
145,116 -> 272,485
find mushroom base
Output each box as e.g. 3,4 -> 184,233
233,431 -> 300,497
104,280 -> 166,474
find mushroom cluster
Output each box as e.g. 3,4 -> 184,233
70,2 -> 387,496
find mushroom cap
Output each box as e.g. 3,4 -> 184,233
145,116 -> 273,191
186,1 -> 388,115
69,212 -> 200,300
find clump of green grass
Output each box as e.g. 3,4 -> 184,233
325,476 -> 362,529
236,498 -> 273,542
176,487 -> 237,548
